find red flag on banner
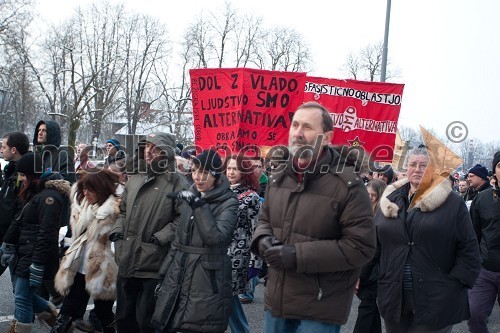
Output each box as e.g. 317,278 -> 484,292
303,77 -> 404,162
190,68 -> 306,155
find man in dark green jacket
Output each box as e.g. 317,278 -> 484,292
110,132 -> 189,333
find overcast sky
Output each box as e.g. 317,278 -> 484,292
35,0 -> 500,145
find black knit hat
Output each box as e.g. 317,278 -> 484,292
468,164 -> 489,181
16,152 -> 43,176
192,149 -> 223,178
491,151 -> 500,172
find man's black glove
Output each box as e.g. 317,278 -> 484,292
167,191 -> 205,209
256,236 -> 281,258
264,245 -> 297,271
149,235 -> 161,246
109,232 -> 124,242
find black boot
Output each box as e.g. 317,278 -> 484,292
50,314 -> 74,333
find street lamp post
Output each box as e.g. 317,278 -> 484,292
380,0 -> 392,82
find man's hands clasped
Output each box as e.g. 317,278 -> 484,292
256,236 -> 297,271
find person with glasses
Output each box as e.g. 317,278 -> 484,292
375,146 -> 480,332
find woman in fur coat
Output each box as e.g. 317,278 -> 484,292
52,168 -> 120,333
376,146 -> 480,332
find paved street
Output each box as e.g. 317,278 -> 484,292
1,273 -> 500,332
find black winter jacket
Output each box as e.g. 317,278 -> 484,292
0,161 -> 22,242
470,187 -> 500,272
376,178 -> 480,329
4,178 -> 70,280
152,176 -> 238,333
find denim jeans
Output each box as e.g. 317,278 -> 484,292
228,295 -> 250,333
264,310 -> 340,333
239,276 -> 259,301
14,275 -> 51,324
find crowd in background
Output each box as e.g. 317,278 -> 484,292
0,106 -> 499,333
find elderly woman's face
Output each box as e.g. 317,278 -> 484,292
407,154 -> 431,189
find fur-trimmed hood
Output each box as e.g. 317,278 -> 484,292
45,179 -> 71,197
380,177 -> 453,218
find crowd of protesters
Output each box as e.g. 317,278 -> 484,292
0,104 -> 499,333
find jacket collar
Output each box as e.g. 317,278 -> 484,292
380,177 -> 453,218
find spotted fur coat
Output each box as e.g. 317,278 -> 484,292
55,186 -> 120,300
228,184 -> 261,294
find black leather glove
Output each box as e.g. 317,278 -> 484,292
109,232 -> 124,242
264,245 -> 297,270
150,235 -> 161,246
167,191 -> 205,209
256,236 -> 281,257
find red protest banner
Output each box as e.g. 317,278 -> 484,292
190,68 -> 306,154
303,77 -> 404,162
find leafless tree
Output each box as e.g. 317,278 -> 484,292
0,0 -> 32,37
253,26 -> 311,72
120,14 -> 171,135
73,2 -> 127,145
341,42 -> 400,82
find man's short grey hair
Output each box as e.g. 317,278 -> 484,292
297,101 -> 334,133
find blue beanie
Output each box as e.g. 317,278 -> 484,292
468,164 -> 489,181
106,138 -> 121,150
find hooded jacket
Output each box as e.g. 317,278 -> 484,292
33,120 -> 76,183
55,185 -> 120,300
111,168 -> 189,279
152,176 -> 238,332
376,178 -> 480,328
250,145 -> 376,325
4,176 -> 71,280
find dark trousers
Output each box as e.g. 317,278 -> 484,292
384,290 -> 452,333
116,276 -> 158,333
354,287 -> 382,333
468,267 -> 500,333
60,272 -> 115,325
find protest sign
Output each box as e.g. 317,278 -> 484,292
190,68 -> 404,161
303,76 -> 404,162
190,68 -> 306,155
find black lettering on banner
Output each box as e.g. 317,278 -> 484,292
267,132 -> 276,141
231,73 -> 238,89
255,92 -> 290,108
250,74 -> 298,92
199,76 -> 222,91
